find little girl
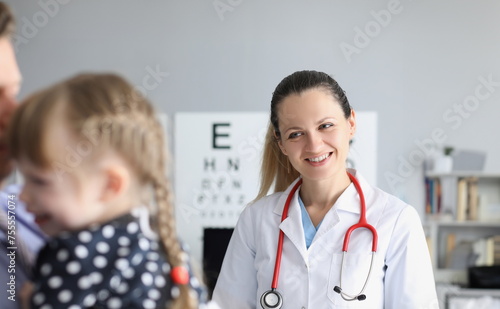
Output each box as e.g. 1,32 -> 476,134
8,73 -> 207,308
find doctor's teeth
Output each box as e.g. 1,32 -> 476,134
309,153 -> 329,162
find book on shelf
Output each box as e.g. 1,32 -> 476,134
456,177 -> 479,222
445,236 -> 499,269
456,178 -> 467,222
494,235 -> 500,265
467,177 -> 479,221
424,177 -> 442,216
425,175 -> 480,221
445,233 -> 456,268
471,234 -> 500,267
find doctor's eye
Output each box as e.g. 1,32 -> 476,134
287,131 -> 303,139
319,123 -> 334,130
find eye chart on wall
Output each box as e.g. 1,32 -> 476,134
174,111 -> 377,263
174,112 -> 269,262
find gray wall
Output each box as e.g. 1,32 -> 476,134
6,0 -> 500,218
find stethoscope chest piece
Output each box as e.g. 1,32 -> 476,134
260,289 -> 283,309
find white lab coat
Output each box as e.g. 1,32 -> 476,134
212,170 -> 438,309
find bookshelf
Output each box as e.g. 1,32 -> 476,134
424,172 -> 500,285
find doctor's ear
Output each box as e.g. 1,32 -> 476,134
348,110 -> 356,138
274,132 -> 288,156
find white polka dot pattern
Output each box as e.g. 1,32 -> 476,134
74,245 -> 88,259
141,273 -> 154,286
102,225 -> 115,239
29,214 -> 207,308
93,255 -> 107,268
48,276 -> 62,289
66,261 -> 81,275
126,221 -> 139,234
96,241 -> 109,254
77,276 -> 92,290
78,231 -> 92,243
40,264 -> 52,276
82,294 -> 96,307
118,236 -> 130,247
33,292 -> 45,305
58,290 -> 72,303
56,249 -> 69,262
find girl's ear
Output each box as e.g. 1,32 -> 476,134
100,164 -> 130,202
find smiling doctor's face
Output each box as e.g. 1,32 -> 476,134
277,88 -> 356,182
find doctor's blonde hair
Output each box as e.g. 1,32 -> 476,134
8,73 -> 199,309
257,70 -> 352,199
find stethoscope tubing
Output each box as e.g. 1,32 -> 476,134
337,251 -> 376,301
264,171 -> 378,308
271,179 -> 302,289
343,172 -> 378,252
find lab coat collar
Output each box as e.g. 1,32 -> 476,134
270,170 -> 374,259
273,177 -> 308,260
334,169 -> 374,214
272,169 -> 374,216
272,177 -> 302,217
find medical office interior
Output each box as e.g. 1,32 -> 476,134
6,0 -> 500,308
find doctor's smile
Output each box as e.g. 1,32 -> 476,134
306,152 -> 332,163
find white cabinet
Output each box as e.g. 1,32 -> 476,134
436,285 -> 500,309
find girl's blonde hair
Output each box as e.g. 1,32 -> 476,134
8,73 -> 198,309
256,70 -> 352,200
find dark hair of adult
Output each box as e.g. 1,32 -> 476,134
0,2 -> 15,38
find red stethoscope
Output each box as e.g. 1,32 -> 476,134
260,172 -> 379,309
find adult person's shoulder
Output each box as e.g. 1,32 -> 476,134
1,184 -> 46,249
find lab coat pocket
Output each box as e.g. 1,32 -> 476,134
326,252 -> 378,308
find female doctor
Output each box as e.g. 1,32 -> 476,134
212,70 -> 438,309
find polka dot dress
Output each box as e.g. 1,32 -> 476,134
30,214 -> 207,308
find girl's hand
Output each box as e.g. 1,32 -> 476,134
20,281 -> 33,309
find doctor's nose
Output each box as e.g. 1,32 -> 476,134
305,132 -> 324,153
